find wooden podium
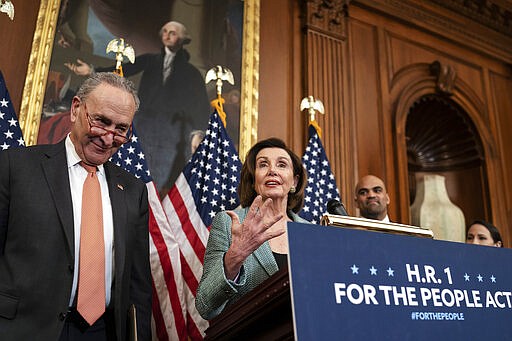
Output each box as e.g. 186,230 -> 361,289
204,216 -> 432,339
204,267 -> 293,340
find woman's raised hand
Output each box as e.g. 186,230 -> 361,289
223,196 -> 284,279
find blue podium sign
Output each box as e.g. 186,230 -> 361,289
287,222 -> 512,340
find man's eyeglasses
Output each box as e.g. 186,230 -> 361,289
82,102 -> 132,145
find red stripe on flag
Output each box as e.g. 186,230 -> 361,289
180,251 -> 199,294
148,208 -> 187,340
151,279 -> 169,341
168,186 -> 206,262
187,311 -> 204,341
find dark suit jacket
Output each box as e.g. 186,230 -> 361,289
0,140 -> 152,340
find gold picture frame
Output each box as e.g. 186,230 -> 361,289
19,0 -> 259,161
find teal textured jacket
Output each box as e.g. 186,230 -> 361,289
195,207 -> 310,320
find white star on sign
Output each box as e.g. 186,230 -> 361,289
350,264 -> 359,274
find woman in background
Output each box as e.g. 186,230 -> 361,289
466,220 -> 503,247
196,138 -> 308,320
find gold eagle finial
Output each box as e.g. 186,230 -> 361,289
106,38 -> 135,77
0,0 -> 14,20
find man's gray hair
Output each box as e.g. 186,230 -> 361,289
76,72 -> 140,111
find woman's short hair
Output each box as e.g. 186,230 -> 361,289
238,137 -> 307,213
469,220 -> 503,246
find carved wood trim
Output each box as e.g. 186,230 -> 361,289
19,0 -> 61,145
406,94 -> 485,172
304,0 -> 350,40
429,61 -> 457,95
391,63 -> 499,223
430,0 -> 512,36
302,30 -> 347,203
350,0 -> 512,62
302,1 -> 351,205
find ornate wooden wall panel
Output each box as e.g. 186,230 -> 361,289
386,34 -> 487,102
488,72 -> 512,243
346,1 -> 512,242
347,20 -> 389,204
383,19 -> 509,239
302,0 -> 354,210
384,32 -> 491,224
304,30 -> 349,199
354,0 -> 512,63
259,0 -> 303,150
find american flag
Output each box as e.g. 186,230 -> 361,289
162,110 -> 242,339
299,124 -> 340,223
110,128 -> 187,340
0,71 -> 24,150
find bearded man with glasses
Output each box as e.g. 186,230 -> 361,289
0,72 -> 152,340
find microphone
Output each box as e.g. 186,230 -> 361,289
327,199 -> 349,216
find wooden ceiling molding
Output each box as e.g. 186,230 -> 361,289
350,0 -> 512,62
430,0 -> 512,36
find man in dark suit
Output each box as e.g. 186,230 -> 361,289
0,72 -> 152,340
66,20 -> 210,197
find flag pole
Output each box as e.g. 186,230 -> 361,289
106,38 -> 135,77
205,65 -> 234,128
104,41 -> 188,340
299,95 -> 342,224
0,0 -> 15,20
300,95 -> 325,138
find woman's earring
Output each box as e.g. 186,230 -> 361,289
289,186 -> 296,194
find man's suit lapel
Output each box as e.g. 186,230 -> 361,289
104,163 -> 127,295
41,141 -> 74,257
158,50 -> 166,84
